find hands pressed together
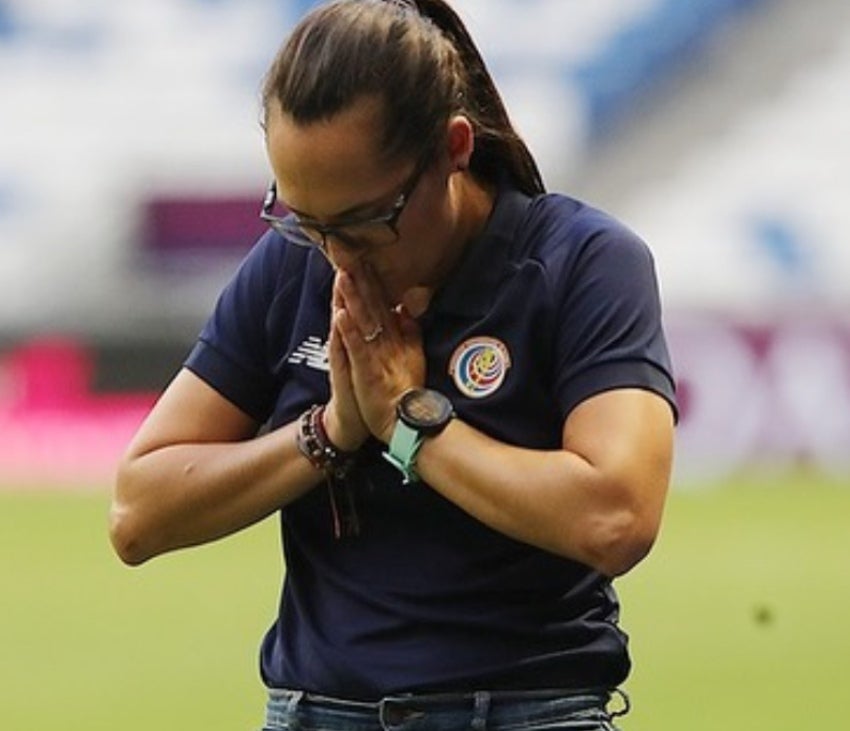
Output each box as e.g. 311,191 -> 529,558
323,262 -> 427,451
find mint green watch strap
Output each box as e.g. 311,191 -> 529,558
383,419 -> 424,484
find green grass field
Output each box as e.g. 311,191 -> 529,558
2,471 -> 848,730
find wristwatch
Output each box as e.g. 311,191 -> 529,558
383,388 -> 454,484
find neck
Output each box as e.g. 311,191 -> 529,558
457,171 -> 498,242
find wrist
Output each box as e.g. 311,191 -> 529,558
382,389 -> 454,484
322,404 -> 366,453
378,415 -> 398,446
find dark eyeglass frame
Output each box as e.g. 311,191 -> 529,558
260,152 -> 432,252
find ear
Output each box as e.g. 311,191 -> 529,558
445,115 -> 474,172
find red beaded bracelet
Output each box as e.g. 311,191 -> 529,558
296,404 -> 356,480
296,404 -> 360,538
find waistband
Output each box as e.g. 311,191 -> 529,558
267,686 -> 630,724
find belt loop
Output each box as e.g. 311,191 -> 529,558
287,689 -> 303,730
472,690 -> 490,731
287,689 -> 304,713
266,689 -> 303,731
378,697 -> 388,729
378,697 -> 400,730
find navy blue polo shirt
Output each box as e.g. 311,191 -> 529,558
185,184 -> 676,699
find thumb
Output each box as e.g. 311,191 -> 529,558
395,303 -> 421,343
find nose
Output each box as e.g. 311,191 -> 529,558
322,235 -> 366,268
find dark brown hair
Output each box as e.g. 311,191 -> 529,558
262,0 -> 545,196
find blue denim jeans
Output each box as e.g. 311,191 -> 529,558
261,687 -> 628,731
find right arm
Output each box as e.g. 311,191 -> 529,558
109,368 -> 323,566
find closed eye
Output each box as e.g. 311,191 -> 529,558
293,196 -> 401,230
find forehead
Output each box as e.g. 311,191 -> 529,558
265,97 -> 402,216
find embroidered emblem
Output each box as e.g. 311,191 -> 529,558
449,337 -> 511,398
288,336 -> 329,372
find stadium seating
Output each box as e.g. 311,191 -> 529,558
0,0 -> 845,338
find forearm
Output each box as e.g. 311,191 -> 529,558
110,422 -> 320,565
415,419 -> 665,577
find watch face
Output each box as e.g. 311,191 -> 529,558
399,389 -> 454,433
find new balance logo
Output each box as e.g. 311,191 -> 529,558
288,336 -> 329,372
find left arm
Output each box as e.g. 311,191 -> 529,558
412,387 -> 674,577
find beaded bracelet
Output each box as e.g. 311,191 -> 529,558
296,404 -> 357,480
296,404 -> 360,538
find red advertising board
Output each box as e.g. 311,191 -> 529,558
2,316 -> 849,487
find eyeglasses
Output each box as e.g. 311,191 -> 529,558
260,153 -> 431,253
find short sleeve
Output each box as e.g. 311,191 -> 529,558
553,218 -> 677,421
184,232 -> 287,422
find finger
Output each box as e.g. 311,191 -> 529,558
337,268 -> 390,340
335,305 -> 385,377
359,262 -> 389,304
328,311 -> 349,377
332,273 -> 344,312
326,313 -> 370,451
334,305 -> 363,354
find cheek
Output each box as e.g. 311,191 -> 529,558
403,199 -> 451,253
374,183 -> 452,292
364,241 -> 424,305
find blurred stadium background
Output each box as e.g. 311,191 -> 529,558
1,0 -> 849,485
1,0 -> 848,728
2,0 -> 849,487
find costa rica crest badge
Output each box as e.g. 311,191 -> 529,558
449,337 -> 511,399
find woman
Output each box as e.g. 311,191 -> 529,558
110,1 -> 677,729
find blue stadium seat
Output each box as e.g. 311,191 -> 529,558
0,2 -> 17,40
573,0 -> 768,137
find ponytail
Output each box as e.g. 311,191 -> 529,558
411,0 -> 545,195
